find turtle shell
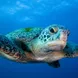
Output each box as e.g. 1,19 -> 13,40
6,27 -> 43,43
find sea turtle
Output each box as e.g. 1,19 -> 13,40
0,24 -> 78,68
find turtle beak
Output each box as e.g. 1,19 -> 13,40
60,26 -> 70,36
67,30 -> 70,36
64,29 -> 70,36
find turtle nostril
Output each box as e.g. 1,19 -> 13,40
60,26 -> 65,29
63,30 -> 66,33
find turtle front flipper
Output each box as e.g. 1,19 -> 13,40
63,42 -> 78,58
0,34 -> 27,62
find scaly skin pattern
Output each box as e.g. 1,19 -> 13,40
6,27 -> 42,43
64,42 -> 78,58
0,34 -> 28,62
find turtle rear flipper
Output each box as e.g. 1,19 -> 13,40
48,60 -> 60,68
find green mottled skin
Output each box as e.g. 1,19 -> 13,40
6,27 -> 42,43
25,28 -> 33,32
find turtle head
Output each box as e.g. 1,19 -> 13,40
38,24 -> 69,52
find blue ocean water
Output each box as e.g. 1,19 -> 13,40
0,0 -> 78,78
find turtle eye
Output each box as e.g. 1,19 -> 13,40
49,27 -> 58,34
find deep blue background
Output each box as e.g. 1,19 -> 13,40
0,0 -> 78,78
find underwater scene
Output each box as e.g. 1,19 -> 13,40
0,0 -> 78,78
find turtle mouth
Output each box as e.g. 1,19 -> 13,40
60,29 -> 69,42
